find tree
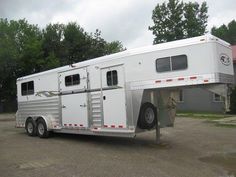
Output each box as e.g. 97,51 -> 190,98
149,0 -> 184,44
89,29 -> 107,58
105,41 -> 125,54
0,18 -> 125,112
63,24 -> 124,64
42,23 -> 64,68
0,19 -> 44,111
211,20 -> 236,45
63,22 -> 86,64
149,0 -> 208,44
0,19 -> 19,111
184,2 -> 208,38
89,29 -> 125,58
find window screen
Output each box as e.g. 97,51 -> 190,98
65,74 -> 80,86
107,70 -> 118,86
156,55 -> 187,72
171,55 -> 187,71
21,81 -> 34,96
156,57 -> 171,72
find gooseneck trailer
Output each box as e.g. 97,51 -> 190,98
16,35 -> 234,141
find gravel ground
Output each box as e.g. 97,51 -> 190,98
0,114 -> 235,177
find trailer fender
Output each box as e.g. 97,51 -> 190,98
35,115 -> 54,130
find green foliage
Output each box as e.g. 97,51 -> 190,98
105,41 -> 125,54
149,0 -> 208,44
184,2 -> 208,38
176,112 -> 229,119
211,20 -> 236,45
0,18 -> 125,112
0,19 -> 38,105
42,23 -> 64,64
63,22 -> 89,64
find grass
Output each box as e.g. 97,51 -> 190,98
176,111 -> 232,120
215,124 -> 236,128
177,111 -> 236,128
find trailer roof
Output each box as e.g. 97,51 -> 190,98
17,34 -> 230,81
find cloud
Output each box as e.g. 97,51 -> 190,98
0,0 -> 76,27
206,0 -> 236,29
50,0 -> 158,48
0,0 -> 235,48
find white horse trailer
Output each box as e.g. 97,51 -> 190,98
16,35 -> 234,141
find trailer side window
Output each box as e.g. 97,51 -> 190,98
65,74 -> 80,86
107,70 -> 118,86
171,55 -> 187,71
156,57 -> 171,72
156,55 -> 187,72
21,81 -> 34,96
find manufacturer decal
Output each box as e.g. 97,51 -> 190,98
35,91 -> 59,97
220,54 -> 231,66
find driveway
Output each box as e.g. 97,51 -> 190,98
0,114 -> 235,177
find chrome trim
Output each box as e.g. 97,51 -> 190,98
59,86 -> 122,96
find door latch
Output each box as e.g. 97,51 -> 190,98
80,103 -> 87,107
62,105 -> 66,108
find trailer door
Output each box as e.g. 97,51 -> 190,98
101,65 -> 127,128
59,67 -> 88,128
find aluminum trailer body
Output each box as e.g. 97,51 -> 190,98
16,34 -> 234,138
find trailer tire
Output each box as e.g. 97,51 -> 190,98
25,118 -> 37,136
36,118 -> 50,138
138,103 -> 157,130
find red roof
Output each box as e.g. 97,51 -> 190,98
232,45 -> 236,63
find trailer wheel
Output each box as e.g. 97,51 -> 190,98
25,118 -> 37,136
36,118 -> 50,138
138,103 -> 157,130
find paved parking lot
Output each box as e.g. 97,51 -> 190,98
0,114 -> 236,177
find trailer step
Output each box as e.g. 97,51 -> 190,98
91,97 -> 100,100
92,110 -> 101,113
90,92 -> 103,127
92,107 -> 101,110
92,119 -> 101,122
91,104 -> 101,107
91,100 -> 101,104
92,114 -> 102,118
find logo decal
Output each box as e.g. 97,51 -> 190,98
35,91 -> 59,97
220,54 -> 231,66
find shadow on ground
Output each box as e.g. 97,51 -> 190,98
50,132 -> 172,150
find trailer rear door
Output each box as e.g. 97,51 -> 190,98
59,67 -> 88,128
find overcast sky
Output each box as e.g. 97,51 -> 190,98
0,0 -> 235,49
